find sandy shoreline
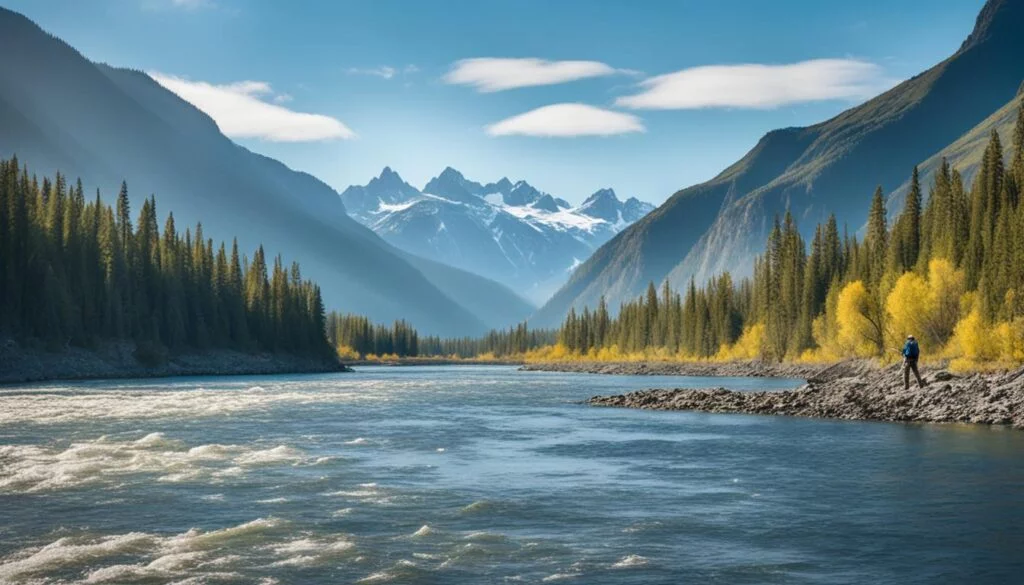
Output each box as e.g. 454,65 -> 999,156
586,360 -> 1024,429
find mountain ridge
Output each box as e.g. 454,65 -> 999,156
340,166 -> 653,303
0,6 -> 530,336
533,0 -> 1024,326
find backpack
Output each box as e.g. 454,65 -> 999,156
906,340 -> 920,359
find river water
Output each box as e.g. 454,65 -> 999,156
1,365 -> 1022,584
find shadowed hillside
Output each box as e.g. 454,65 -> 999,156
0,7 -> 531,336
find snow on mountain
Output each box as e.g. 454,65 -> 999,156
340,167 -> 654,303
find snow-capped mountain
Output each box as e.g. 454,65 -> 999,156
340,167 -> 654,303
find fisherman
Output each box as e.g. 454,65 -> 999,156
901,335 -> 925,390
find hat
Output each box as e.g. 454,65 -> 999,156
907,335 -> 915,340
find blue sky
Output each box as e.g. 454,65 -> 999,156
5,0 -> 986,204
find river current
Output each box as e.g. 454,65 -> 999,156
1,365 -> 1022,584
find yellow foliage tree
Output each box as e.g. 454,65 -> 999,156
923,258 -> 965,347
336,345 -> 360,360
885,272 -> 930,350
949,292 -> 1024,370
716,322 -> 766,361
808,283 -> 843,361
950,301 -> 1001,363
836,280 -> 886,357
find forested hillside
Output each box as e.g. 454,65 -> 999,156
546,100 -> 1024,369
0,6 -> 530,336
0,157 -> 333,361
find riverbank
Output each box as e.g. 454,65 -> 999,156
520,360 -> 826,378
345,357 -> 524,367
587,360 -> 1024,428
0,340 -> 349,384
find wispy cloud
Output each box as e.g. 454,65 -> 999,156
169,0 -> 212,9
150,72 -> 356,142
445,58 -> 620,92
347,66 -> 397,79
616,59 -> 891,110
486,104 -> 644,137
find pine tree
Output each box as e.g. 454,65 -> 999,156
865,187 -> 888,286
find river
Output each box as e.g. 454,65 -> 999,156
1,365 -> 1022,584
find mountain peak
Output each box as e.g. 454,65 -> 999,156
423,167 -> 487,204
377,166 -> 403,182
531,193 -> 562,213
505,180 -> 542,206
583,188 -> 619,204
578,188 -> 625,222
960,0 -> 1023,52
438,166 -> 465,180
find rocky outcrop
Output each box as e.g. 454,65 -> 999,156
520,361 -> 824,378
588,361 -> 1024,428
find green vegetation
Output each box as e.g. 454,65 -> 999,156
549,99 -> 1024,369
0,158 -> 333,361
326,313 -> 556,360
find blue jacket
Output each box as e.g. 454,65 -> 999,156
902,339 -> 920,359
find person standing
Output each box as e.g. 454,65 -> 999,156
902,335 -> 925,389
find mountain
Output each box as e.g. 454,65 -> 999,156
889,88 -> 1023,209
534,0 -> 1024,326
0,6 -> 530,336
340,167 -> 654,303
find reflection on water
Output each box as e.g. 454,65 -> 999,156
1,366 -> 1022,584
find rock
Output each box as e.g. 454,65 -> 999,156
586,363 -> 1024,429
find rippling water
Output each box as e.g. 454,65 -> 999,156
1,365 -> 1023,584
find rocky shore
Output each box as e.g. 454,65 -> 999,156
588,360 -> 1024,428
520,360 -> 824,378
0,340 -> 349,385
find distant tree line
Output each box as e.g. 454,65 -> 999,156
557,98 -> 1024,366
0,158 -> 332,360
420,322 -> 557,358
326,313 -> 420,358
325,313 -> 556,359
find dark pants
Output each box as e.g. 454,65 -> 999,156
904,358 -> 924,389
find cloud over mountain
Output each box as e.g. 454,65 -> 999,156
616,59 -> 892,109
486,103 -> 644,137
149,72 -> 356,141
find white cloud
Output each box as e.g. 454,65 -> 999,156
486,103 -> 644,137
273,93 -> 293,104
149,72 -> 356,142
444,58 -> 619,92
616,59 -> 890,110
347,66 -> 396,79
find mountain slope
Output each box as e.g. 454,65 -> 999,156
341,167 -> 653,303
534,0 -> 1024,326
0,6 -> 528,336
889,89 -> 1023,209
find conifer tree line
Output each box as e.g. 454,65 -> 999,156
0,158 -> 332,359
419,322 -> 557,358
326,313 -> 420,358
557,99 -> 1024,365
325,313 -> 556,359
